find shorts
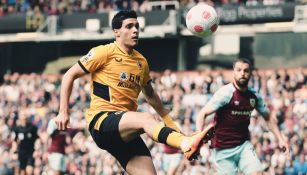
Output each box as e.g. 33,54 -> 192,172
48,152 -> 66,172
18,152 -> 34,169
211,141 -> 262,175
88,111 -> 151,170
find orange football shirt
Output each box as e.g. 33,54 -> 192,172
78,42 -> 151,124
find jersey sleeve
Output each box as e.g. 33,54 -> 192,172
255,92 -> 269,116
78,45 -> 108,73
47,119 -> 57,135
206,85 -> 233,111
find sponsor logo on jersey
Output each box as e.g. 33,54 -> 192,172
117,72 -> 141,89
231,110 -> 252,116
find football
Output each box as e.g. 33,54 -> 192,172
185,3 -> 219,38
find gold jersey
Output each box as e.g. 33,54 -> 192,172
78,42 -> 151,124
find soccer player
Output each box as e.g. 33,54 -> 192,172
54,10 -> 214,174
47,119 -> 67,175
196,59 -> 289,175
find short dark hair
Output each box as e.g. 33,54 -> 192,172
233,58 -> 252,69
112,10 -> 138,29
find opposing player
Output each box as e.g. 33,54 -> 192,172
55,10 -> 214,174
196,59 -> 288,175
47,119 -> 67,175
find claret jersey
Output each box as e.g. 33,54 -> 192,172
78,42 -> 151,124
206,83 -> 269,149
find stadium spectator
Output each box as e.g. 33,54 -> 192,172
293,154 -> 307,174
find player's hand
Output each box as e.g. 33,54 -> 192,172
54,112 -> 70,130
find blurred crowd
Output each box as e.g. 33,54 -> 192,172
0,0 -> 305,17
0,68 -> 306,175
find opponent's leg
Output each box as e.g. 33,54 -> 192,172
212,148 -> 238,175
238,141 -> 263,175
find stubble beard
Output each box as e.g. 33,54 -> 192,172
235,79 -> 249,89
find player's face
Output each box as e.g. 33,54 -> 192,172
115,18 -> 139,49
233,62 -> 251,88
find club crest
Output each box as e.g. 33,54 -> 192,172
250,98 -> 255,107
119,71 -> 128,81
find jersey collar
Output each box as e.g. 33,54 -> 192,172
114,41 -> 134,56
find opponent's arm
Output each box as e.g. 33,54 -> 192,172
196,105 -> 216,131
262,112 -> 289,153
55,63 -> 87,130
142,83 -> 180,132
255,92 -> 289,154
196,86 -> 231,131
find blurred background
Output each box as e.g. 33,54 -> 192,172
0,0 -> 306,175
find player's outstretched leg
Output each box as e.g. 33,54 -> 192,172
118,112 -> 215,161
151,123 -> 215,161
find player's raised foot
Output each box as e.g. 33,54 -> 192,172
181,123 -> 215,161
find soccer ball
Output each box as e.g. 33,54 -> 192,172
185,3 -> 219,38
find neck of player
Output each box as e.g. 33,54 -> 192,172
117,41 -> 133,55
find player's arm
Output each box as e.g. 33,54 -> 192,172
55,63 -> 87,130
196,85 -> 232,131
259,110 -> 289,153
255,94 -> 289,153
142,82 -> 180,132
196,105 -> 217,131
